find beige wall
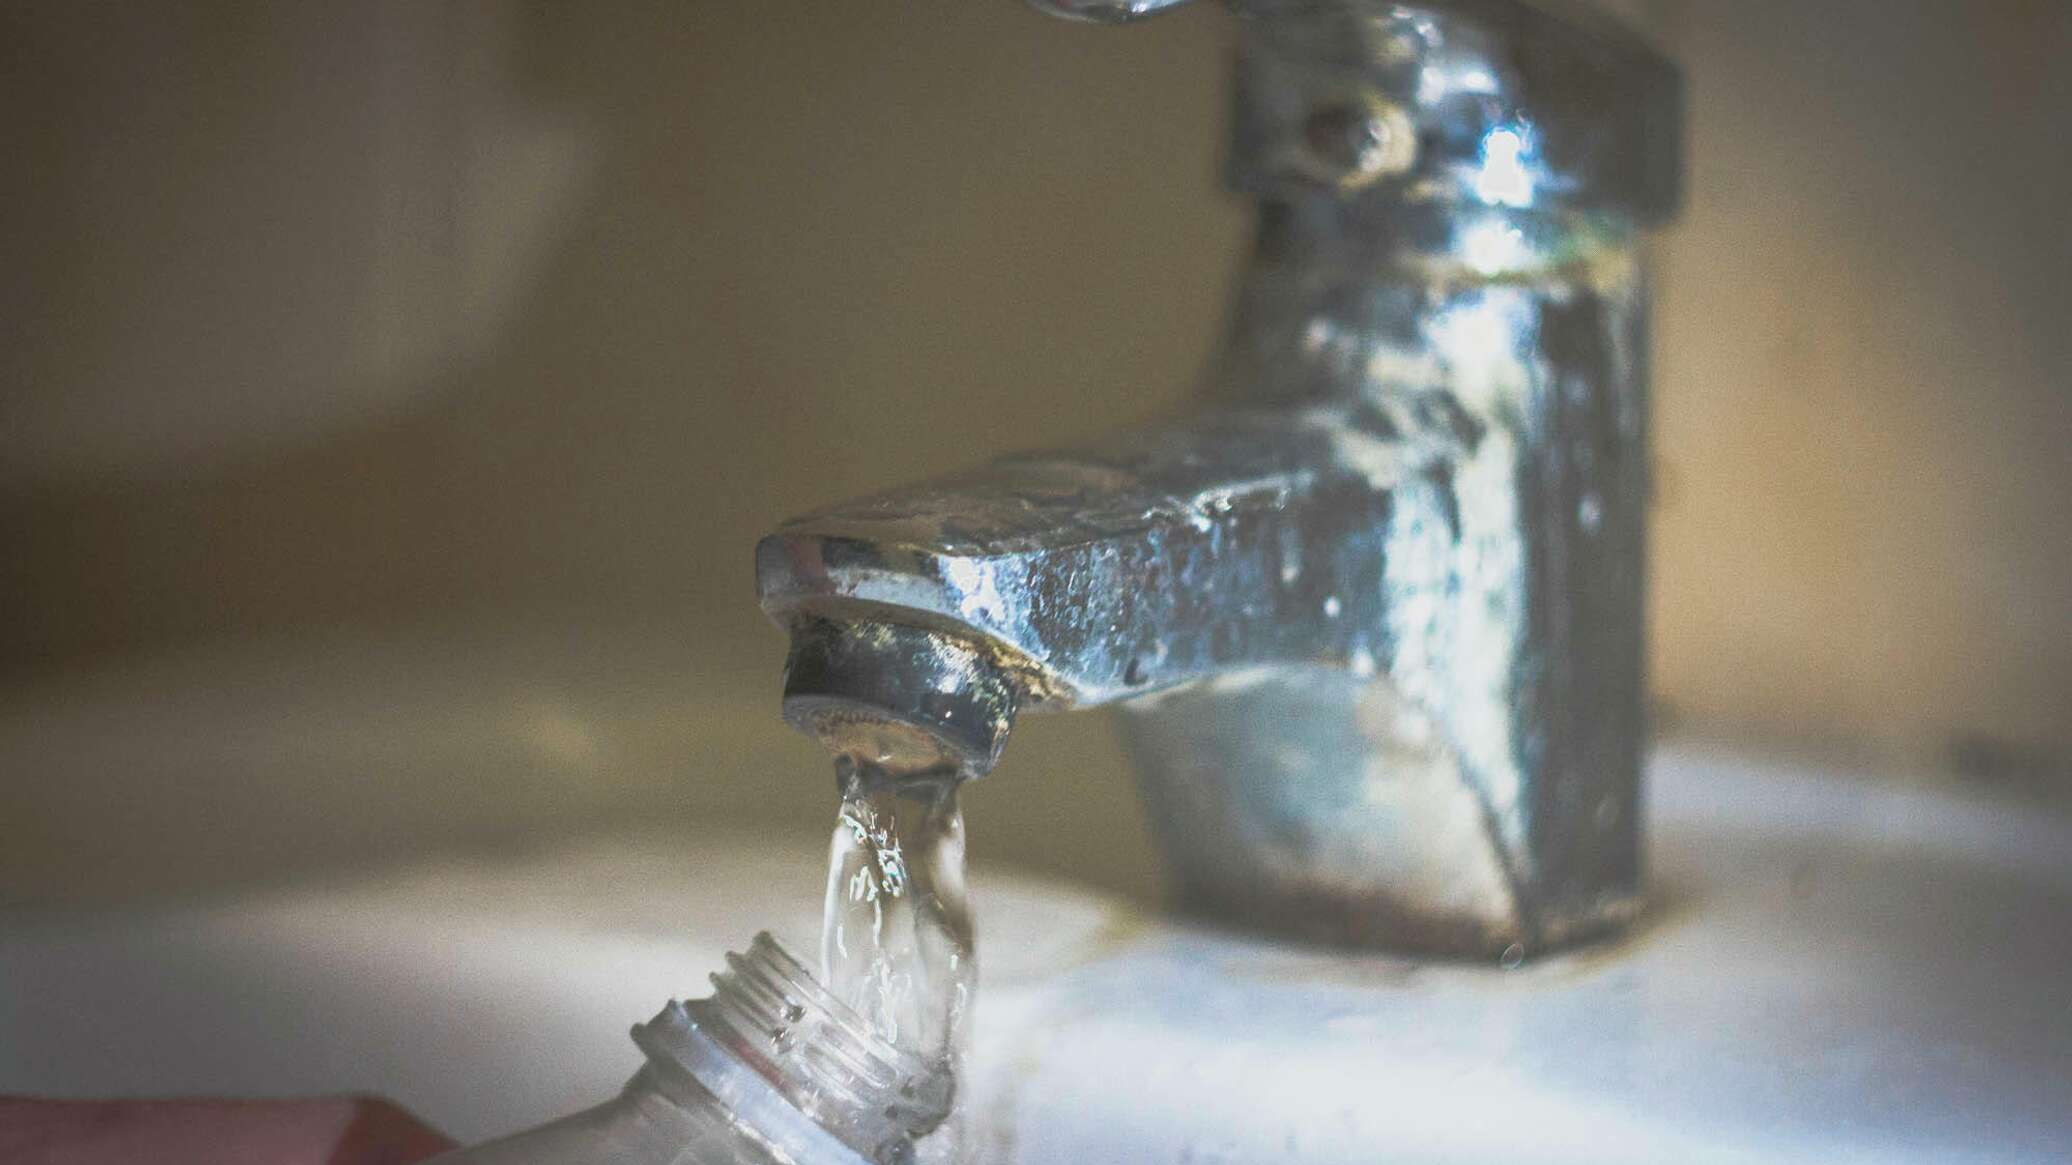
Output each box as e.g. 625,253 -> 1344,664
3,0 -> 2067,786
1646,0 -> 2071,773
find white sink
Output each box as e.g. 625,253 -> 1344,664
3,739 -> 2068,1162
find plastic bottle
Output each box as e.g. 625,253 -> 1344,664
430,932 -> 954,1165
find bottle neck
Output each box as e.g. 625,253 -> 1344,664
634,932 -> 952,1165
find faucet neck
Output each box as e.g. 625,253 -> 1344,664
1207,197 -> 1636,415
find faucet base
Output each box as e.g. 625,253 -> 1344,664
1119,664 -> 1643,960
1168,880 -> 1645,961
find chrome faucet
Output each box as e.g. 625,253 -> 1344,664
757,0 -> 1680,958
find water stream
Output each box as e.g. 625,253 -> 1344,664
820,755 -> 977,1077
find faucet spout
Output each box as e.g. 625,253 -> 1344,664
757,404 -> 1458,716
776,617 -> 1020,779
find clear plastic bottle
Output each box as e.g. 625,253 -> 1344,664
431,932 -> 954,1165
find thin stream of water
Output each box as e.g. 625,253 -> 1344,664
820,756 -> 977,1075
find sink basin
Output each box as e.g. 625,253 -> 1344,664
3,737 -> 2068,1162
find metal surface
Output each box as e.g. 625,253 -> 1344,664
1024,0 -> 1198,21
758,0 -> 1679,957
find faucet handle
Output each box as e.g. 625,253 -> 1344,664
1026,0 -> 1680,226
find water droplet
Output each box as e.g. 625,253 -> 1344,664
783,1002 -> 806,1024
1348,647 -> 1377,679
1500,943 -> 1526,970
1577,492 -> 1603,533
1323,595 -> 1343,619
1302,317 -> 1332,354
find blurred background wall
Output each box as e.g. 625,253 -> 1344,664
2,0 -> 2067,904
